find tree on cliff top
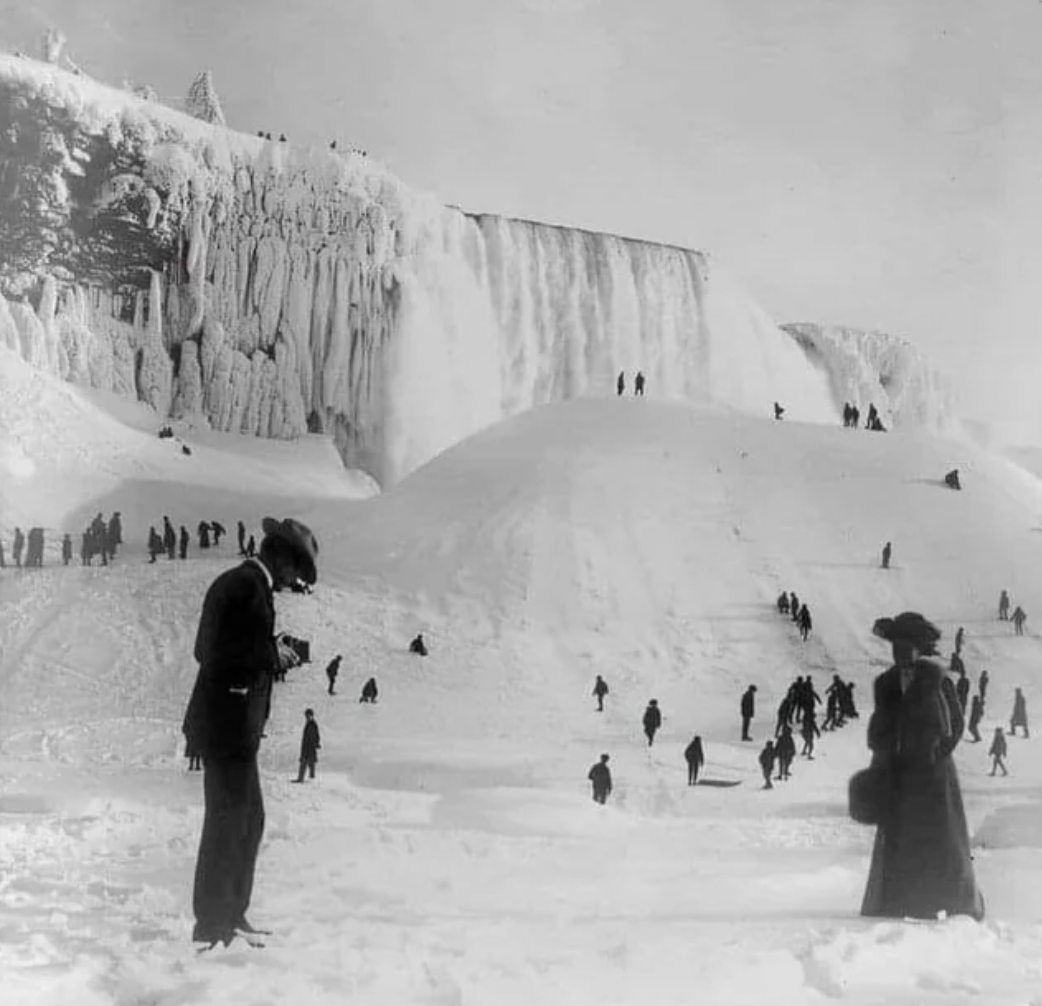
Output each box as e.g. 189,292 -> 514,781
185,71 -> 226,126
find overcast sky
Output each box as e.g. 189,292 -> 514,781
4,0 -> 1041,438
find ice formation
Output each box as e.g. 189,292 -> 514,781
0,53 -> 953,485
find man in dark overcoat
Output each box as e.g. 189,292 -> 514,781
182,516 -> 319,949
294,709 -> 321,782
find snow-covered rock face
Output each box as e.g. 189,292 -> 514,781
782,322 -> 959,434
4,54 -> 965,486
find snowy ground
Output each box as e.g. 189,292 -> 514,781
2,358 -> 1042,1005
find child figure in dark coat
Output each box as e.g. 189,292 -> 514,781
588,754 -> 612,804
684,735 -> 705,786
294,709 -> 321,782
988,728 -> 1008,777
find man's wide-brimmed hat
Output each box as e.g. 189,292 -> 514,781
261,517 -> 319,585
871,611 -> 941,655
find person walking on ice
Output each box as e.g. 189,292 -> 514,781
988,727 -> 1008,777
798,603 -> 813,641
325,655 -> 341,696
998,589 -> 1010,621
1011,606 -> 1027,636
684,735 -> 705,786
1009,687 -> 1029,737
634,371 -> 646,396
642,699 -> 662,746
740,685 -> 757,741
588,754 -> 612,804
593,674 -> 609,712
967,694 -> 984,743
881,542 -> 892,570
293,709 -> 321,783
759,740 -> 776,789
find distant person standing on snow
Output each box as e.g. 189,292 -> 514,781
198,521 -> 211,550
61,533 -> 72,566
740,685 -> 757,741
1012,606 -> 1027,636
775,724 -> 796,780
776,592 -> 790,615
684,735 -> 705,785
978,669 -> 989,705
588,754 -> 612,804
954,665 -> 970,713
773,402 -> 785,420
593,674 -> 609,712
1009,687 -> 1029,737
798,604 -> 813,641
147,526 -> 162,563
325,655 -> 341,696
642,699 -> 662,746
865,403 -> 878,430
634,371 -> 646,396
954,626 -> 965,654
967,694 -> 984,743
237,520 -> 247,556
409,633 -> 428,656
998,589 -> 1010,621
359,677 -> 379,704
860,611 -> 983,921
107,512 -> 123,556
12,527 -> 24,567
182,516 -> 319,949
210,521 -> 225,546
881,542 -> 892,570
294,709 -> 321,783
800,711 -> 820,758
246,535 -> 256,558
163,516 -> 176,560
759,741 -> 776,789
988,728 -> 1008,777
616,371 -> 625,396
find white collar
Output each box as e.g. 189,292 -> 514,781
247,556 -> 274,592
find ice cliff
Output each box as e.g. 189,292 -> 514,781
0,54 -> 953,485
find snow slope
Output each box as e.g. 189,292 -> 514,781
2,350 -> 1042,1005
1,53 -> 959,490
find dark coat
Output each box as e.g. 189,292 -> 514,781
300,720 -> 321,761
643,706 -> 662,733
182,561 -> 278,761
588,762 -> 612,794
860,660 -> 983,920
741,689 -> 755,718
684,738 -> 704,765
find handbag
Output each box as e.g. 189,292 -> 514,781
848,763 -> 887,825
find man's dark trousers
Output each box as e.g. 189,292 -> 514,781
193,757 -> 265,938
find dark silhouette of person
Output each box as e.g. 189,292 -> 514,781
593,674 -> 609,712
634,371 -> 646,396
642,699 -> 661,746
360,677 -> 378,704
1011,606 -> 1027,636
13,527 -> 24,567
800,711 -> 820,758
866,403 -> 878,430
325,655 -> 341,695
1009,687 -> 1029,737
684,736 -> 705,786
246,535 -> 256,557
179,526 -> 189,560
759,741 -> 776,789
861,611 -> 983,921
998,589 -> 1010,621
776,592 -> 789,615
773,402 -> 784,420
25,527 -> 44,567
409,633 -> 428,656
798,604 -> 812,641
790,593 -> 800,623
954,626 -> 964,654
107,512 -> 123,556
967,694 -> 983,743
949,651 -> 965,677
237,521 -> 247,556
198,521 -> 212,549
881,542 -> 892,569
588,754 -> 612,804
955,668 -> 970,715
211,521 -> 226,546
163,516 -> 176,559
61,533 -> 72,566
978,670 -> 989,705
148,526 -> 162,563
294,709 -> 321,783
182,516 -> 319,949
850,405 -> 860,427
944,469 -> 961,491
740,685 -> 756,741
616,371 -> 625,396
989,728 -> 1008,776
775,724 -> 796,780
843,403 -> 852,428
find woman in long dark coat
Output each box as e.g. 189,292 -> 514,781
860,612 -> 984,921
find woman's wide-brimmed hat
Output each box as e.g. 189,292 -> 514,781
871,611 -> 941,655
261,517 -> 319,585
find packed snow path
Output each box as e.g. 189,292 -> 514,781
2,376 -> 1042,1004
